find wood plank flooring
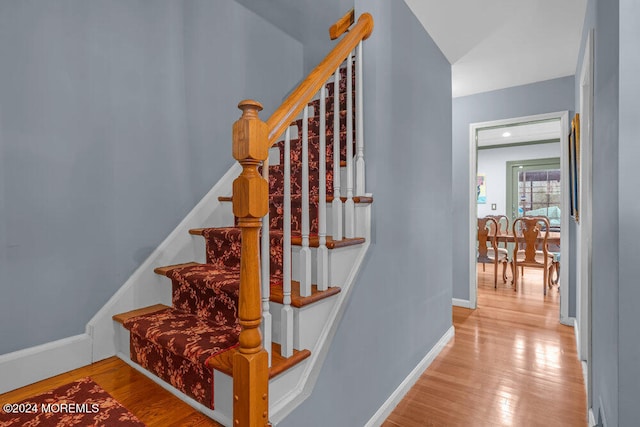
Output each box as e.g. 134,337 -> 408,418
1,265 -> 586,426
0,357 -> 223,426
383,265 -> 587,427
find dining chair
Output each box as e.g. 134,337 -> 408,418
485,214 -> 509,249
512,216 -> 555,294
477,217 -> 509,288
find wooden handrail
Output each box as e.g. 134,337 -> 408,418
329,8 -> 355,40
266,13 -> 373,146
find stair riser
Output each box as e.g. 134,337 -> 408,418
270,295 -> 336,352
281,244 -> 364,289
207,203 -> 370,283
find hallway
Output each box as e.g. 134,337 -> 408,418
384,266 -> 587,426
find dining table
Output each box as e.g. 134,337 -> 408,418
490,231 -> 561,285
492,231 -> 561,246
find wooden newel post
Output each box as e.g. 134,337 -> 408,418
232,100 -> 270,426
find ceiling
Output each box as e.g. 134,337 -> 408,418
477,119 -> 560,148
403,0 -> 588,98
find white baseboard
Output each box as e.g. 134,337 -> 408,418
0,334 -> 92,394
364,326 -> 455,427
452,298 -> 471,308
572,317 -> 581,355
599,396 -> 607,427
560,315 -> 575,327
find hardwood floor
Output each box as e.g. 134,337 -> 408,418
383,265 -> 587,427
1,265 -> 586,426
0,357 -> 223,426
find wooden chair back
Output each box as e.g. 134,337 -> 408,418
512,216 -> 550,267
485,214 -> 509,237
477,217 -> 498,263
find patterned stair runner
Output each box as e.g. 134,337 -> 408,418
120,67 -> 355,409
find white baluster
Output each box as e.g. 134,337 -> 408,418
317,86 -> 329,291
356,41 -> 366,196
332,67 -> 343,240
300,106 -> 312,297
281,127 -> 293,358
260,158 -> 272,366
344,51 -> 355,238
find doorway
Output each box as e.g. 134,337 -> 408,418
468,111 -> 570,323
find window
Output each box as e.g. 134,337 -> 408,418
506,158 -> 561,230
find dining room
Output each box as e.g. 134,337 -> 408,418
470,113 -> 567,305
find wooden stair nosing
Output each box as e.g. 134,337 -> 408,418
270,281 -> 341,308
153,262 -> 201,277
217,195 -> 373,204
113,304 -> 171,325
188,228 -> 365,249
151,261 -> 341,309
209,342 -> 311,379
291,235 -> 366,249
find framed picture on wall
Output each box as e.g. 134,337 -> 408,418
477,174 -> 487,204
569,113 -> 580,223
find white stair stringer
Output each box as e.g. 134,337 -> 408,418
269,240 -> 370,426
86,163 -> 239,363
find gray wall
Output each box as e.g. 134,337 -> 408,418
0,0 -> 302,355
236,0 -> 354,73
585,0 -> 620,424
280,1 -> 453,426
618,0 -> 640,424
452,77 -> 575,307
575,1 -> 640,424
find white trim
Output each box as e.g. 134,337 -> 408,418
0,334 -> 92,394
599,396 -> 608,427
573,317 -> 581,358
578,29 -> 594,410
87,163 -> 240,362
364,326 -> 455,427
469,111 -> 570,322
564,316 -> 576,330
269,239 -> 371,424
452,298 -> 471,308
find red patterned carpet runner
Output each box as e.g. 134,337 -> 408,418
0,377 -> 145,426
117,66 -> 356,409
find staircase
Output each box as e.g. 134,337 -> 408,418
108,11 -> 373,427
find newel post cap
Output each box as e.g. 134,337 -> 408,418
232,100 -> 268,161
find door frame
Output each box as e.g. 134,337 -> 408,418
578,28 -> 594,408
468,111 -> 570,325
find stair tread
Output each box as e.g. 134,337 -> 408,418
217,195 -> 373,204
291,235 -> 365,249
270,281 -> 341,308
209,342 -> 311,379
113,304 -> 171,325
154,262 -> 200,277
189,228 -> 365,249
119,306 -> 240,367
151,261 -> 340,308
